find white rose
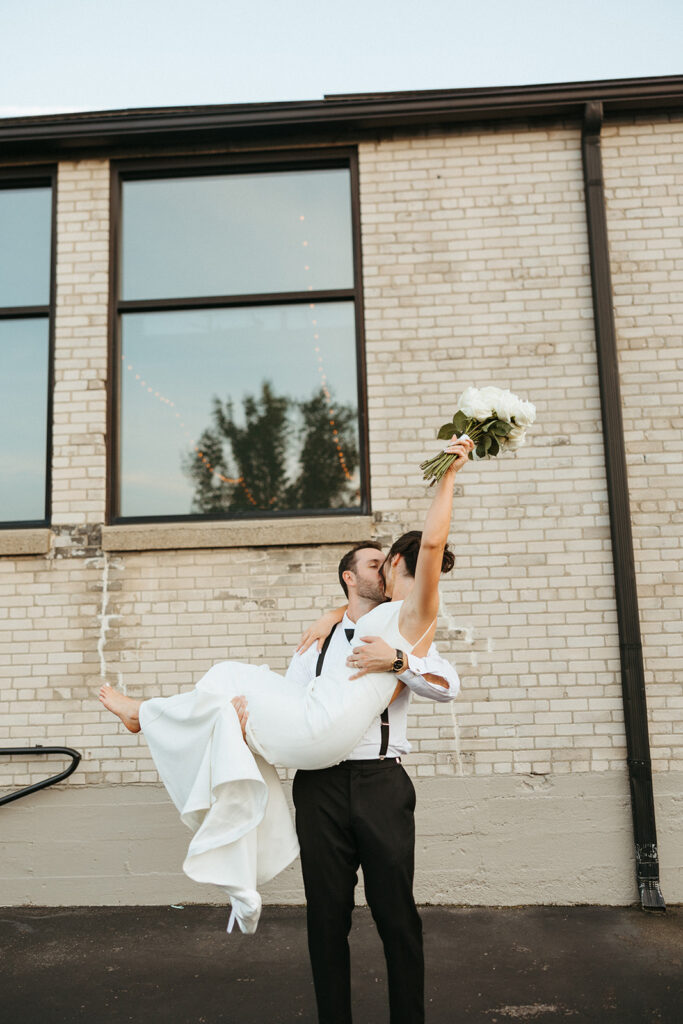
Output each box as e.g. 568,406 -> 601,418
504,435 -> 526,452
502,423 -> 527,451
457,385 -> 494,421
487,388 -> 518,422
511,399 -> 536,426
479,386 -> 535,425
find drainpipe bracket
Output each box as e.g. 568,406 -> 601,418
627,757 -> 651,781
583,99 -> 604,136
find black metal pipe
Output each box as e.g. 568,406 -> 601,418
581,101 -> 665,911
0,746 -> 82,807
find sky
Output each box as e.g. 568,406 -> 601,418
0,0 -> 681,117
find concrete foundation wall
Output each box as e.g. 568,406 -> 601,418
4,771 -> 682,906
8,770 -> 683,907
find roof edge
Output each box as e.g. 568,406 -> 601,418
1,74 -> 682,155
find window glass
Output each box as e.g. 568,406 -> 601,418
121,169 -> 354,300
0,318 -> 49,521
0,187 -> 52,307
119,302 -> 360,517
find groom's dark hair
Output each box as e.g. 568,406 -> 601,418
338,541 -> 384,597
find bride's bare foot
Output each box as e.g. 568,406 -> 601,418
99,684 -> 142,733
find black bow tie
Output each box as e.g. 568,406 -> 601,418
344,628 -> 355,643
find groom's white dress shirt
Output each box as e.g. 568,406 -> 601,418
285,612 -> 460,760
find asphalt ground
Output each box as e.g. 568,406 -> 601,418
1,905 -> 681,1024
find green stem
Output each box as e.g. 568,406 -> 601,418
420,419 -> 485,484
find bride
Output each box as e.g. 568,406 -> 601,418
99,434 -> 473,930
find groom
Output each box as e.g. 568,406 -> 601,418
285,541 -> 460,1024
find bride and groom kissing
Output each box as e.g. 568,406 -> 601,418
100,434 -> 473,1023
281,534 -> 460,1024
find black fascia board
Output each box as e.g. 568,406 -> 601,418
1,74 -> 683,158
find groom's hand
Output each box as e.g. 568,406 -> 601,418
231,696 -> 249,741
347,636 -> 397,680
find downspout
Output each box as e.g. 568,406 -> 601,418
581,101 -> 665,911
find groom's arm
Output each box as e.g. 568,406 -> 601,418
284,644 -> 319,687
400,643 -> 460,702
347,638 -> 459,702
286,628 -> 460,699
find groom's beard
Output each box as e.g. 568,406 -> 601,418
356,579 -> 385,606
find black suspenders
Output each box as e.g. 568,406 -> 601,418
316,622 -> 390,758
315,621 -> 339,677
379,708 -> 390,759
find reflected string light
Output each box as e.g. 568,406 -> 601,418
120,354 -> 259,506
299,220 -> 352,482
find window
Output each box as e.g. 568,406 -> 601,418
0,175 -> 54,526
112,155 -> 367,521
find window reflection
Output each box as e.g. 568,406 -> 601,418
0,319 -> 49,522
0,187 -> 52,308
119,302 -> 360,517
121,169 -> 354,300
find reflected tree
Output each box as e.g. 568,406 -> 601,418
184,381 -> 359,513
287,389 -> 360,509
184,428 -> 231,514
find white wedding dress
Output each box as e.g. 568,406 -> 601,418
139,600 -> 418,933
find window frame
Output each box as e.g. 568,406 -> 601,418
108,149 -> 370,525
0,166 -> 56,529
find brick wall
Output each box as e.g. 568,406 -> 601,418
359,123 -> 626,777
602,117 -> 683,774
52,160 -> 109,527
1,120 -> 681,903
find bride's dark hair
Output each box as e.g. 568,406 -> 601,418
386,530 -> 454,577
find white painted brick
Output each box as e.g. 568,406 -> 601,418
1,121 -> 680,787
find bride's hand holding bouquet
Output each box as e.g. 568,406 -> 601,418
439,434 -> 475,476
420,385 -> 536,484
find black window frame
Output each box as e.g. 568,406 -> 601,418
108,148 -> 370,525
0,166 -> 56,529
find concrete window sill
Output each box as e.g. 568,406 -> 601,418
0,529 -> 53,557
101,516 -> 375,552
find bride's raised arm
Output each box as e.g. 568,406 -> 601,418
398,434 -> 473,645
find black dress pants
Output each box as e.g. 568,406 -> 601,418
292,759 -> 424,1024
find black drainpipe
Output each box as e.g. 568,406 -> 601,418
581,100 -> 665,911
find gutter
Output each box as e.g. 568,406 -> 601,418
581,101 -> 666,912
0,74 -> 682,157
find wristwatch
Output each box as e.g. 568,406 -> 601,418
391,649 -> 406,673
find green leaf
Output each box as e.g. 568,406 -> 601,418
453,410 -> 469,433
437,422 -> 457,440
492,420 -> 512,436
488,436 -> 500,457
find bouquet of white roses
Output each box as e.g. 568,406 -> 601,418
420,385 -> 536,484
